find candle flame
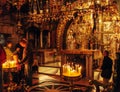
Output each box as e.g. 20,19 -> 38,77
62,63 -> 82,77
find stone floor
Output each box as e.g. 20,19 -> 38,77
3,61 -> 113,92
30,72 -> 94,92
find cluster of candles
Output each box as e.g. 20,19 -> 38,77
2,60 -> 17,68
62,63 -> 82,77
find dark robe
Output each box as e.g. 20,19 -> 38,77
20,45 -> 33,86
101,56 -> 113,79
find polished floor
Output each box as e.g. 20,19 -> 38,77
30,65 -> 94,92
28,61 -> 108,92
3,61 -> 113,92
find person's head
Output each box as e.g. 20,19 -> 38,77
6,41 -> 12,48
104,50 -> 109,56
19,39 -> 27,48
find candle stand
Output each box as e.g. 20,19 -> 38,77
62,63 -> 82,92
2,60 -> 18,91
63,74 -> 82,92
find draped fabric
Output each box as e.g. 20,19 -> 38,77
4,47 -> 13,61
0,44 -> 6,92
0,44 -> 6,65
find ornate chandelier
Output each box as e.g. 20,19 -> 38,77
27,0 -> 63,23
9,0 -> 120,24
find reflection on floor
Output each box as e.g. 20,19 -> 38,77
3,61 -> 113,92
31,72 -> 93,92
28,61 -> 94,92
30,61 -> 113,92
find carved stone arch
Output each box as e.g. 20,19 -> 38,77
56,1 -> 95,50
56,0 -> 82,51
56,18 -> 69,50
56,13 -> 76,50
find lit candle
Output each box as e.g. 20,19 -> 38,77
78,66 -> 82,75
10,61 -> 14,68
10,61 -> 16,68
106,0 -> 108,5
75,64 -> 79,72
46,9 -> 49,13
63,63 -> 82,77
96,0 -> 100,4
2,61 -> 9,68
2,63 -> 6,68
40,10 -> 43,14
67,65 -> 71,75
63,64 -> 65,73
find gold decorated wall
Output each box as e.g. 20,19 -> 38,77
56,0 -> 120,60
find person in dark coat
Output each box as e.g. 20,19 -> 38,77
101,50 -> 113,84
15,38 -> 26,60
14,38 -> 27,84
19,39 -> 33,86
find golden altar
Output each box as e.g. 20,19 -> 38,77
60,49 -> 102,79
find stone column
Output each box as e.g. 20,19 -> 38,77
86,54 -> 93,79
48,31 -> 51,48
40,30 -> 43,48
